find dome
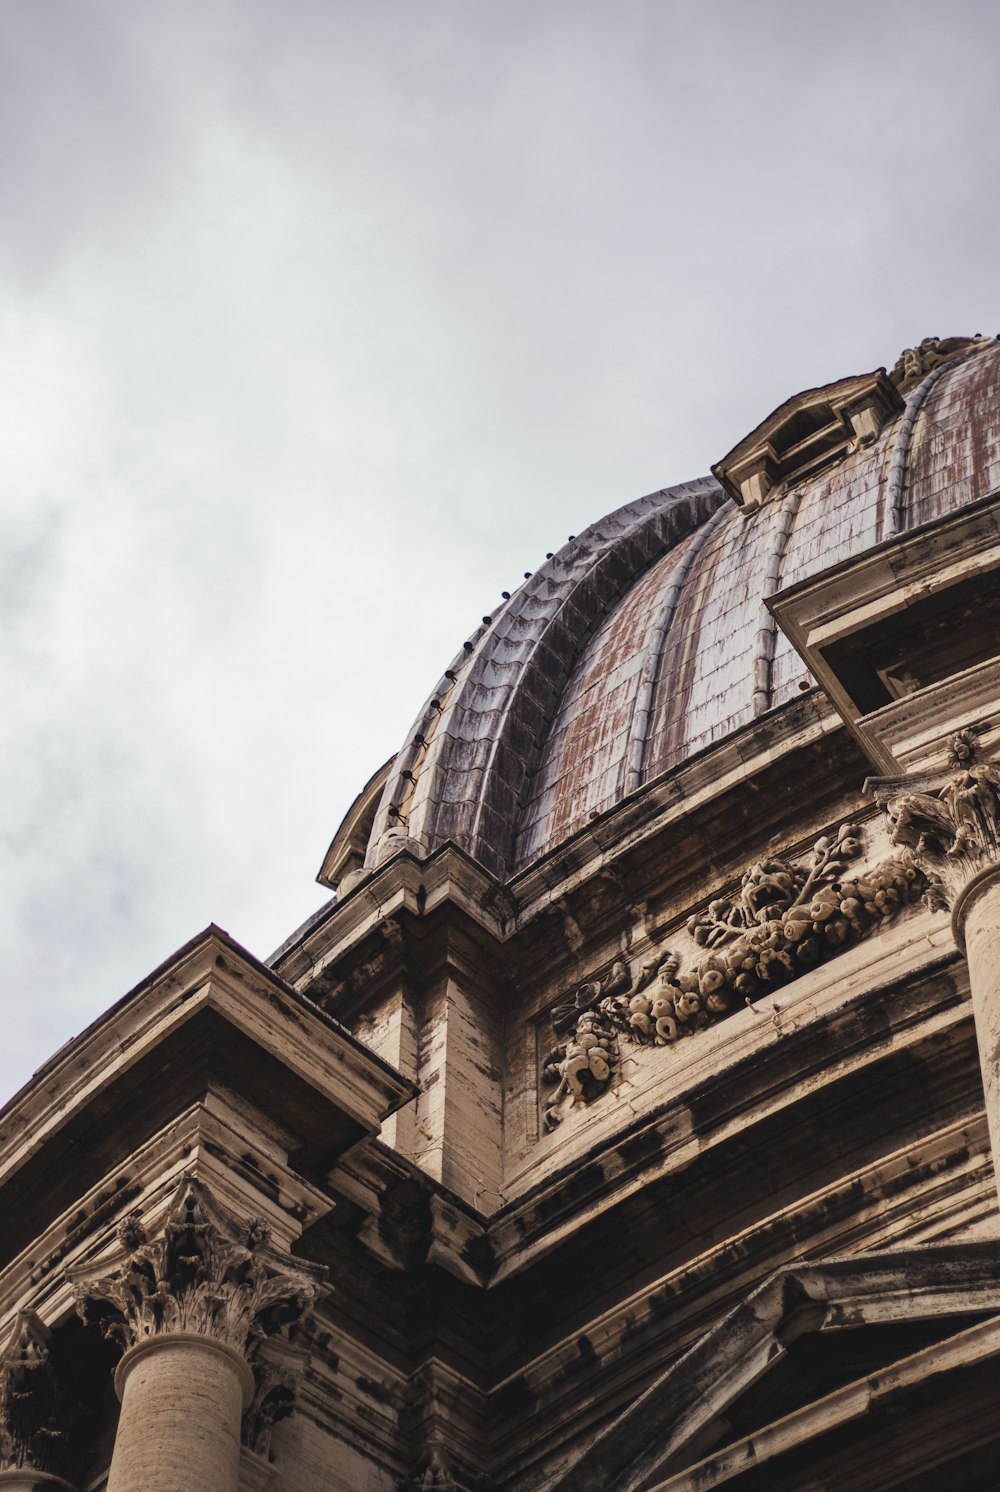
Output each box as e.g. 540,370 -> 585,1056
13,333 -> 1000,1492
333,335 -> 1000,886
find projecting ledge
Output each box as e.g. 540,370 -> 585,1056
544,1243 -> 1000,1492
272,842 -> 514,987
0,926 -> 417,1268
767,489 -> 1000,773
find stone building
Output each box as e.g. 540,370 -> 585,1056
3,333 -> 1000,1491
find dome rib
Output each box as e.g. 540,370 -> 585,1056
367,478 -> 726,878
622,501 -> 731,795
751,487 -> 804,716
882,359 -> 966,540
355,338 -> 1000,887
884,343 -> 999,539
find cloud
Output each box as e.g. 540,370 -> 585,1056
2,0 -> 1000,1099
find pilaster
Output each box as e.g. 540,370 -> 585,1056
869,729 -> 1000,1203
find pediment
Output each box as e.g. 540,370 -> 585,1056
545,1242 -> 1000,1492
316,755 -> 395,893
712,369 -> 904,512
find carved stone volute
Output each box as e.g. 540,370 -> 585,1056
867,730 -> 1000,936
869,729 -> 1000,1217
70,1179 -> 325,1492
889,334 -> 996,394
73,1177 -> 325,1363
241,1337 -> 308,1460
0,1312 -> 75,1481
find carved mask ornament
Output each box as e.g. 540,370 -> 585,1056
867,731 -> 1000,911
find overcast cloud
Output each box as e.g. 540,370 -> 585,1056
2,0 -> 999,1102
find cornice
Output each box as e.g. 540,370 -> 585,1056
509,693 -> 849,923
273,844 -> 513,992
0,929 -> 416,1272
0,1092 -> 331,1332
542,1239 -> 1000,1492
491,915 -> 962,1276
278,693 -> 855,1000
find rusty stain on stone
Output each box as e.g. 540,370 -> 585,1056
359,342 -> 1000,880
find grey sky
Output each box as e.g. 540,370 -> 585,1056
2,0 -> 999,1102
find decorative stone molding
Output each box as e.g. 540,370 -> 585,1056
241,1338 -> 307,1460
542,823 -> 924,1128
410,1452 -> 458,1491
0,1314 -> 77,1484
407,1445 -> 495,1492
869,729 -> 1000,1226
867,730 -> 1000,926
712,370 -> 904,512
889,334 -> 996,395
73,1177 -> 325,1364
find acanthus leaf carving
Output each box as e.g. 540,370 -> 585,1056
408,1443 -> 459,1490
867,729 -> 1000,910
542,821 -> 925,1129
0,1311 -> 78,1480
73,1176 -> 325,1364
242,1363 -> 294,1459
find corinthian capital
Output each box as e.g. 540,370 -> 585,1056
73,1177 -> 324,1361
867,730 -> 1000,910
0,1311 -> 76,1481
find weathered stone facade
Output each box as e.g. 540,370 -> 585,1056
3,334 -> 1000,1489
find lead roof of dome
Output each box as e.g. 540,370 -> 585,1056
351,337 -> 1000,884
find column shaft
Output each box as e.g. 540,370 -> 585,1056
107,1335 -> 252,1492
0,1475 -> 77,1491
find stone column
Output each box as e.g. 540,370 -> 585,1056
869,728 -> 1000,1203
0,1313 -> 78,1492
0,1476 -> 78,1491
74,1177 -> 323,1492
109,1333 -> 252,1492
956,870 -> 1000,1177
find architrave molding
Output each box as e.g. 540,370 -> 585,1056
0,928 -> 416,1283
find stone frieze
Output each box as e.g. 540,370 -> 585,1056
541,823 -> 924,1129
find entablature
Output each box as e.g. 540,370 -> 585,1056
0,927 -> 415,1283
768,488 -> 1000,774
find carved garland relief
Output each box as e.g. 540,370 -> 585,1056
541,821 -> 925,1129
